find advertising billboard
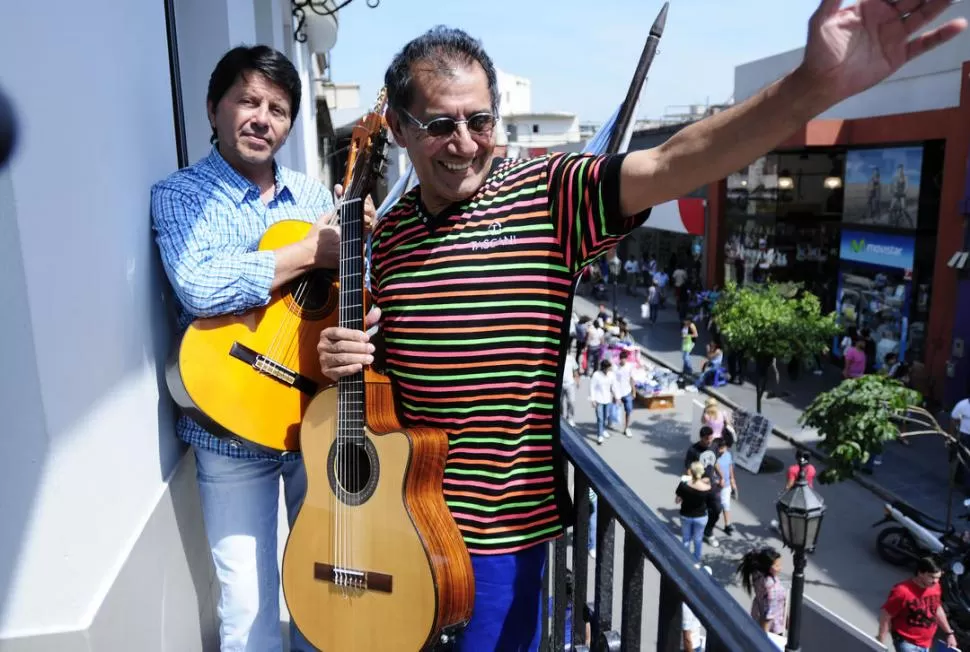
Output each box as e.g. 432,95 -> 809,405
842,146 -> 923,229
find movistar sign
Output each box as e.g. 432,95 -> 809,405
841,230 -> 914,270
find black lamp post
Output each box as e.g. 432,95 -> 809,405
775,458 -> 826,652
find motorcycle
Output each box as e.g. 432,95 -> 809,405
872,499 -> 970,567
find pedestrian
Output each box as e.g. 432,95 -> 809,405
951,395 -> 970,488
586,319 -> 605,377
590,359 -> 616,445
876,557 -> 957,652
676,462 -> 716,563
574,316 -> 590,373
682,318 -> 699,376
561,347 -> 580,427
645,282 -> 660,325
715,438 -> 738,537
736,547 -> 787,638
701,398 -> 731,442
785,449 -> 817,490
612,350 -> 636,438
682,565 -> 714,651
684,426 -> 722,547
695,341 -> 724,389
843,338 -> 867,379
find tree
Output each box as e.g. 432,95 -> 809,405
800,374 -> 968,484
712,282 -> 839,413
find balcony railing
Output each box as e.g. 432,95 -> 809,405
541,422 -> 781,652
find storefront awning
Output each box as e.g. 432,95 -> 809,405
642,198 -> 705,236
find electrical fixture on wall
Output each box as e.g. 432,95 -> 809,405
292,0 -> 380,51
823,158 -> 843,189
777,169 -> 794,190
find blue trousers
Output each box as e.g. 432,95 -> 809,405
456,544 -> 548,651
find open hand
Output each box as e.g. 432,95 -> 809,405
800,0 -> 966,102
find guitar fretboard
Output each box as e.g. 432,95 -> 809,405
337,197 -> 365,443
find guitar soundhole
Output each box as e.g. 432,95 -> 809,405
283,269 -> 337,320
327,437 -> 379,506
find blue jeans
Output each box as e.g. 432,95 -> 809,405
194,448 -> 312,652
595,403 -> 610,439
681,515 -> 707,562
457,545 -> 547,651
894,640 -> 928,652
695,364 -> 720,388
682,350 -> 693,375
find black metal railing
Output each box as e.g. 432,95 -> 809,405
541,422 -> 780,652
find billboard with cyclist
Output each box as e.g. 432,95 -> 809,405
842,145 -> 923,229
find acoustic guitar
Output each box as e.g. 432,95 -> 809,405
164,96 -> 380,454
281,96 -> 475,650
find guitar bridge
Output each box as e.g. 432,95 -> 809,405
314,562 -> 392,594
229,342 -> 319,396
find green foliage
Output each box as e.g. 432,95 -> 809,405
712,282 -> 840,412
798,375 -> 922,484
713,282 -> 839,364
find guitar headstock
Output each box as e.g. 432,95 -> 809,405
342,88 -> 388,202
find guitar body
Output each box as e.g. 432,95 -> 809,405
282,382 -> 474,650
165,220 -> 337,453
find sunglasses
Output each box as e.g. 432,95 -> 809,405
399,108 -> 497,138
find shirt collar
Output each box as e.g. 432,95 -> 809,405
206,144 -> 291,205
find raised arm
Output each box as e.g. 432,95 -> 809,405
618,0 -> 965,217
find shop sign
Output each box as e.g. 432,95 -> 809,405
839,229 -> 915,271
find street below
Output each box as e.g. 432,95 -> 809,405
569,290 -> 912,641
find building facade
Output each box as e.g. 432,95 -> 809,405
705,2 -> 970,402
0,1 -> 334,649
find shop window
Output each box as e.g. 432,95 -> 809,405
532,124 -> 540,134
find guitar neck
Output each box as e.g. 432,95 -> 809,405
338,197 -> 365,440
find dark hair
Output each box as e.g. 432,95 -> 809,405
795,449 -> 811,465
384,26 -> 499,115
916,556 -> 941,575
206,45 -> 302,144
599,359 -> 612,373
699,425 -> 714,439
736,547 -> 782,595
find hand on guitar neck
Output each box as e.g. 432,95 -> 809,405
318,305 -> 381,380
269,184 -> 377,293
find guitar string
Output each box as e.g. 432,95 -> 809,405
265,200 -> 339,373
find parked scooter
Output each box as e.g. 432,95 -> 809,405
873,499 -> 970,567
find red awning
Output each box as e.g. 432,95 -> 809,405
643,198 -> 705,236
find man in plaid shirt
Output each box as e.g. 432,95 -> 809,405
151,46 -> 340,652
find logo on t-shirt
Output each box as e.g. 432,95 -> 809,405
699,450 -> 717,470
472,220 -> 518,251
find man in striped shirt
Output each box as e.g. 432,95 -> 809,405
319,3 -> 965,649
151,46 -> 341,652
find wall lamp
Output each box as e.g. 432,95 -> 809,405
292,0 -> 380,45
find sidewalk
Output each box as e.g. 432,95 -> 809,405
572,284 -> 958,521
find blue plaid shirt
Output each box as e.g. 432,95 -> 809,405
151,145 -> 334,460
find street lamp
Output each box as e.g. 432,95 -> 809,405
775,458 -> 826,652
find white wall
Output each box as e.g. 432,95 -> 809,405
0,0 -> 181,636
0,0 -> 323,640
497,68 -> 532,115
505,115 -> 581,148
734,3 -> 970,120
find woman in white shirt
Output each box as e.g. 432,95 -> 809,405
589,359 -> 616,445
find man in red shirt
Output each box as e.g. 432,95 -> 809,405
877,557 -> 957,651
785,450 -> 817,490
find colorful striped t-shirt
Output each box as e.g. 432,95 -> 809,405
370,152 -> 645,554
